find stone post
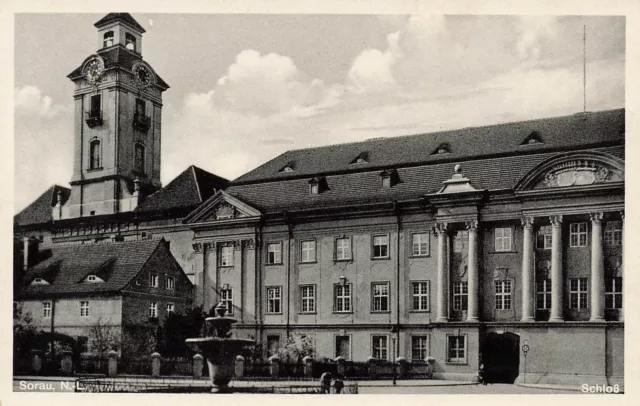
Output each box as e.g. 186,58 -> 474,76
269,354 -> 280,380
396,356 -> 407,379
590,212 -> 605,321
107,350 -> 118,377
193,354 -> 203,378
549,215 -> 564,322
466,220 -> 479,321
235,355 -> 245,379
31,350 -> 43,375
434,222 -> 449,322
60,350 -> 73,376
302,356 -> 313,378
367,356 -> 377,379
521,216 -> 535,322
335,356 -> 346,376
426,357 -> 435,379
151,352 -> 161,377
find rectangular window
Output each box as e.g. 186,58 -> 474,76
447,335 -> 466,363
335,237 -> 352,260
135,98 -> 146,117
300,285 -> 316,313
453,282 -> 468,311
80,301 -> 90,317
569,278 -> 589,309
149,302 -> 158,318
266,242 -> 282,264
166,303 -> 175,315
334,284 -> 352,313
221,289 -> 233,315
372,235 -> 389,258
494,227 -> 512,252
372,282 -> 390,312
149,274 -> 158,288
90,94 -> 101,116
569,223 -> 588,247
412,281 -> 429,311
166,276 -> 175,290
43,302 -> 52,318
335,335 -> 351,359
220,246 -> 234,266
300,240 -> 316,263
536,226 -> 552,250
536,279 -> 552,310
372,335 -> 388,360
495,280 -> 512,310
411,233 -> 429,256
411,336 -> 429,362
605,277 -> 623,309
266,287 -> 282,314
604,221 -> 622,247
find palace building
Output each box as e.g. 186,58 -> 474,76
14,13 -> 624,386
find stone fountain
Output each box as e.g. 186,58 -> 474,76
186,302 -> 255,393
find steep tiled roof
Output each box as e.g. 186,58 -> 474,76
94,13 -> 146,33
135,165 -> 229,213
14,185 -> 70,227
234,109 -> 624,184
18,239 -> 163,298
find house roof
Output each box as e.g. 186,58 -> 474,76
14,185 -> 70,227
18,239 -> 164,298
94,13 -> 146,33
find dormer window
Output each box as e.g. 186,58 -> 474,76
521,131 -> 544,146
309,177 -> 327,195
279,161 -> 296,173
380,169 -> 399,188
31,278 -> 49,285
125,33 -> 137,52
310,182 -> 319,195
84,274 -> 104,283
350,152 -> 369,165
103,31 -> 114,48
432,143 -> 451,155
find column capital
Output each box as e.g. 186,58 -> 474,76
465,220 -> 479,231
433,222 -> 449,236
521,216 -> 534,229
549,215 -> 563,227
589,212 -> 604,224
192,242 -> 202,253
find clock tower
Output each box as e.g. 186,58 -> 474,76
64,13 -> 169,219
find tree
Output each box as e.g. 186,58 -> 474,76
85,318 -> 120,355
277,333 -> 315,363
13,303 -> 37,359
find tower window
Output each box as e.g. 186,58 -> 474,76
90,139 -> 101,169
125,33 -> 137,51
134,143 -> 145,173
103,31 -> 114,48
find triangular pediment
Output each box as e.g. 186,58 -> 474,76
184,191 -> 261,224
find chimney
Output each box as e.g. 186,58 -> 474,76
22,237 -> 40,270
22,237 -> 29,271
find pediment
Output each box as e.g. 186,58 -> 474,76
184,191 -> 261,224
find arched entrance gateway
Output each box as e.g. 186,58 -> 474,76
481,332 -> 520,384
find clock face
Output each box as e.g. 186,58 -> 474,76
134,64 -> 152,88
85,58 -> 104,85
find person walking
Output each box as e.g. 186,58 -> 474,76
319,372 -> 333,394
334,375 -> 345,394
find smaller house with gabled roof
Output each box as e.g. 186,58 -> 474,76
16,238 -> 193,353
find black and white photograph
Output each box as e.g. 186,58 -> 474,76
3,0 -> 637,399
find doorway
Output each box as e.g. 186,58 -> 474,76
481,332 -> 520,383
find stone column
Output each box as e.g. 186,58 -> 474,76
107,350 -> 118,377
269,354 -> 280,380
466,220 -> 479,322
31,350 -> 43,375
303,356 -> 313,378
367,356 -> 378,379
590,212 -> 605,321
521,216 -> 535,322
434,222 -> 449,322
193,353 -> 203,378
151,352 -> 161,377
549,215 -> 564,322
60,350 -> 73,376
335,356 -> 346,376
235,355 -> 245,378
396,356 -> 408,379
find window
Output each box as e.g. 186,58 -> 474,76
569,223 -> 588,247
300,240 -> 316,263
335,237 -> 352,261
135,98 -> 146,116
267,335 -> 280,356
221,289 -> 233,315
494,227 -> 512,252
166,303 -> 175,315
411,336 -> 429,362
335,336 -> 350,359
605,277 -> 622,309
412,233 -> 429,256
382,176 -> 391,188
334,284 -> 352,313
134,143 -> 145,172
536,279 -> 552,310
452,282 -> 468,311
266,242 -> 282,265
166,276 -> 175,290
149,274 -> 158,288
90,94 -> 101,117
103,31 -> 114,47
372,335 -> 388,360
447,335 -> 466,363
87,275 -> 97,282
536,226 -> 552,250
300,285 -> 316,313
372,282 -> 390,312
90,139 -> 101,169
220,246 -> 234,266
125,33 -> 136,51
77,336 -> 89,353
569,278 -> 589,309
412,281 -> 429,311
80,301 -> 90,317
372,235 -> 389,258
310,183 -> 319,195
604,221 -> 622,247
43,302 -> 52,318
149,302 -> 158,318
266,287 -> 282,314
495,280 -> 512,310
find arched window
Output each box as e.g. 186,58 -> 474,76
90,139 -> 101,169
125,33 -> 136,52
134,143 -> 145,172
103,31 -> 114,48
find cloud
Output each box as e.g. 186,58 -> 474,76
15,85 -> 68,118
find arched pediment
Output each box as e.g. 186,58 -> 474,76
515,152 -> 624,191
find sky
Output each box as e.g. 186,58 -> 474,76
13,13 -> 625,213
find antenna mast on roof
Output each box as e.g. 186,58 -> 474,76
583,24 -> 587,113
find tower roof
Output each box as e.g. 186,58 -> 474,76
94,13 -> 146,33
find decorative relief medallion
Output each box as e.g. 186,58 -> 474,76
541,160 -> 617,188
215,203 -> 235,220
